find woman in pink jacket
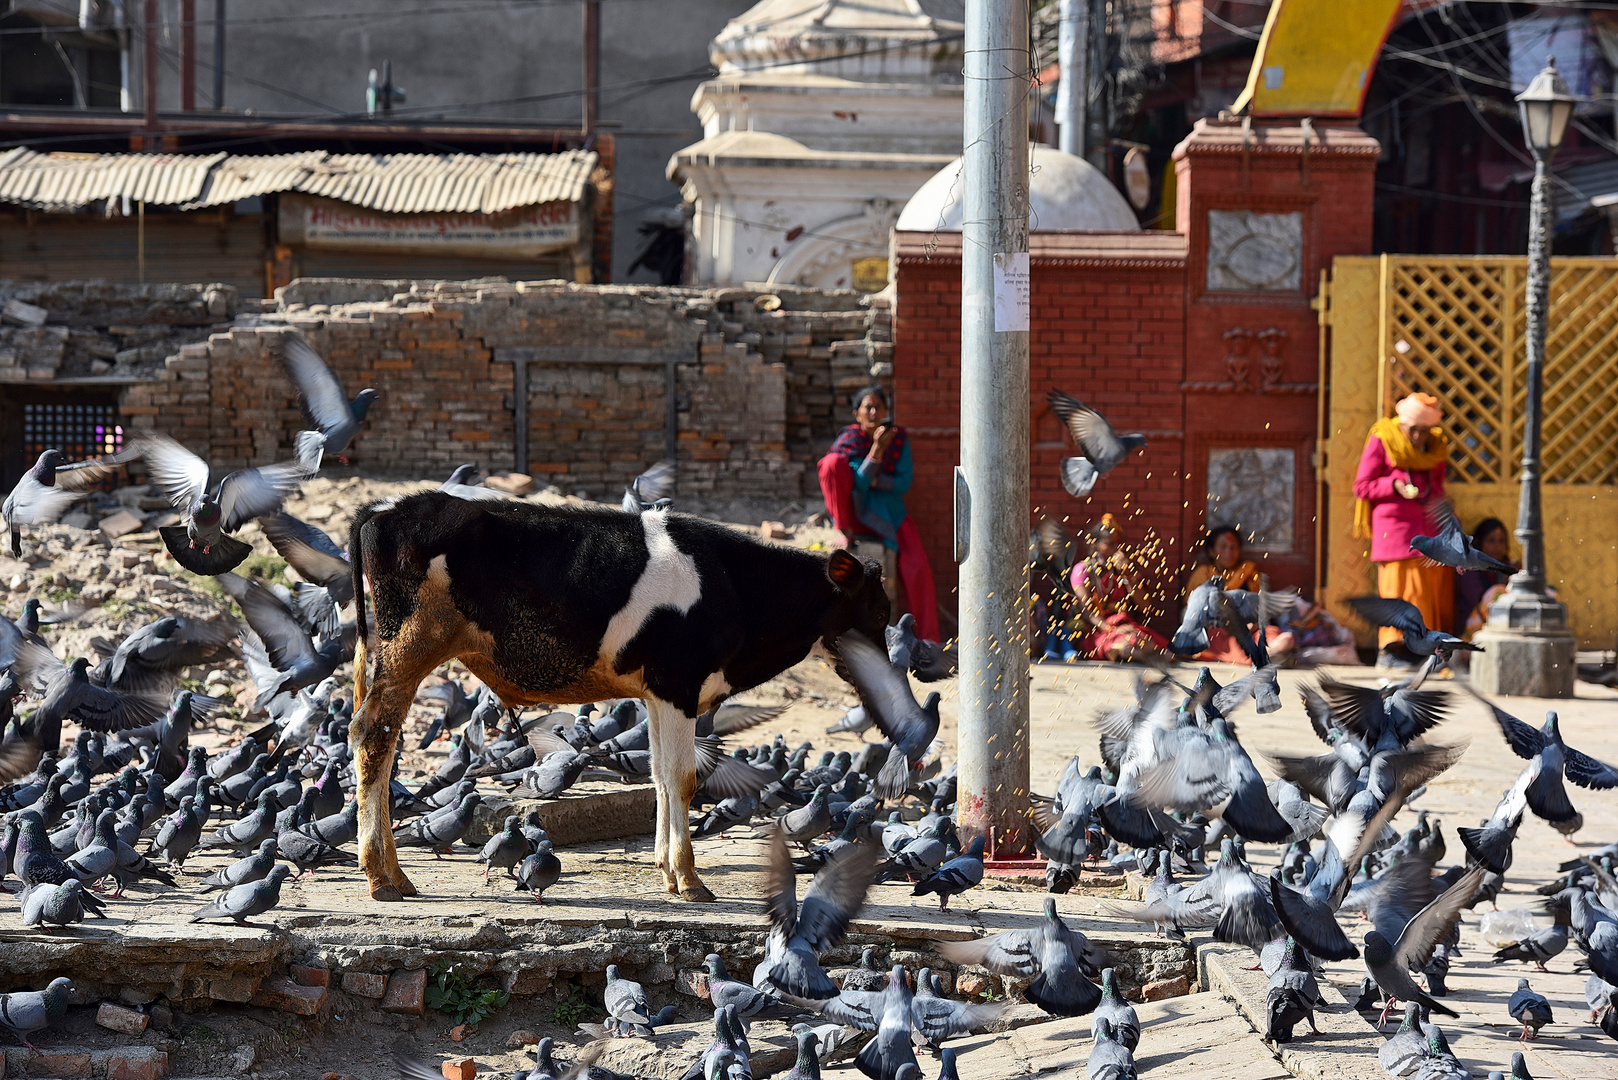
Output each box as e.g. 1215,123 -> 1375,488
1352,392 -> 1453,668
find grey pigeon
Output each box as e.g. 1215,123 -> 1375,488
515,842 -> 561,902
884,613 -> 954,682
134,430 -> 309,575
11,651 -> 167,758
825,705 -> 871,736
1378,1003 -> 1427,1077
1363,866 -> 1484,1025
912,836 -> 985,912
679,1007 -> 749,1080
1507,979 -> 1552,1040
277,333 -> 377,462
91,619 -> 238,698
218,573 -> 344,702
1093,969 -> 1140,1050
3,449 -> 123,556
1265,938 -> 1320,1043
1476,697 -> 1618,826
63,809 -> 119,886
275,827 -> 351,877
21,880 -> 93,928
603,964 -> 652,1037
775,786 -> 833,848
779,1027 -> 821,1080
1087,1018 -> 1138,1080
1172,581 -> 1293,669
0,977 -> 72,1050
1494,923 -> 1568,971
762,826 -> 880,999
188,863 -> 291,926
1411,500 -> 1517,573
621,461 -> 676,513
934,896 -> 1106,1016
440,464 -> 510,502
297,798 -> 358,847
1129,717 -> 1293,844
1347,596 -> 1480,659
393,791 -> 481,855
1410,1026 -> 1467,1080
150,798 -> 203,869
909,965 -> 1004,1053
836,631 -> 940,800
479,816 -> 529,880
704,954 -> 802,1026
1046,389 -> 1145,497
197,791 -> 278,852
200,838 -> 278,893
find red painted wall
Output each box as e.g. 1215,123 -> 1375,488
892,119 -> 1380,633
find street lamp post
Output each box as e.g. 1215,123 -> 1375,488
1473,58 -> 1579,698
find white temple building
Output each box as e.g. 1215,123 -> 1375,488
668,0 -> 967,290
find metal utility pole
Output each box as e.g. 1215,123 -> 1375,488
179,0 -> 195,110
583,0 -> 600,135
142,0 -> 158,134
957,0 -> 1031,858
1057,0 -> 1089,158
213,0 -> 226,110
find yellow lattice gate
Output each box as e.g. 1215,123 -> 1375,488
1321,255 -> 1618,649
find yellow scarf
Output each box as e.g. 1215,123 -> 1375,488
1353,417 -> 1449,538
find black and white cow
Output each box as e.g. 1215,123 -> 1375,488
347,491 -> 889,902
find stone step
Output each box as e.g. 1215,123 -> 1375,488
1,1045 -> 168,1080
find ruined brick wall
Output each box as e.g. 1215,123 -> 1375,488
116,279 -> 888,501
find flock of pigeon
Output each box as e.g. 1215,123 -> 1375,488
0,350 -> 1614,1080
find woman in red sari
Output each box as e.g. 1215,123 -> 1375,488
1068,514 -> 1168,662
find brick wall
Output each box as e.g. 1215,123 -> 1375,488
115,278 -> 888,501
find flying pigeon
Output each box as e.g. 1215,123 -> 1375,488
622,461 -> 677,513
1411,500 -> 1517,574
1474,695 -> 1618,826
276,333 -> 378,464
836,631 -> 941,800
441,465 -> 512,502
1363,866 -> 1484,1026
1046,389 -> 1146,497
3,449 -> 127,557
133,430 -> 310,575
1347,596 -> 1480,659
217,573 -> 345,703
761,825 -> 879,1000
933,896 -> 1106,1016
10,649 -> 168,757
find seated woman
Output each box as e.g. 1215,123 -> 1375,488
1182,526 -> 1294,665
1066,514 -> 1168,662
816,386 -> 938,641
1454,517 -> 1513,638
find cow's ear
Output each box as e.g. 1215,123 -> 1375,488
826,549 -> 863,590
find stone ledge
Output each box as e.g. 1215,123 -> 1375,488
464,783 -> 656,848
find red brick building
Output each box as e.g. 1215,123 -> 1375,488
892,118 -> 1380,631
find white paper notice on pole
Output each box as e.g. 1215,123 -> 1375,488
993,252 -> 1030,332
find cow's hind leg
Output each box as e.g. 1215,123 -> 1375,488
647,699 -> 712,902
352,636 -> 453,902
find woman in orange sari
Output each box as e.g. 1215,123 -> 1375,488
1068,514 -> 1168,662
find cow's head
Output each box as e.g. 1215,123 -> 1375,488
822,548 -> 891,647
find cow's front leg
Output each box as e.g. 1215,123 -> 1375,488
351,650 -> 437,901
647,699 -> 713,902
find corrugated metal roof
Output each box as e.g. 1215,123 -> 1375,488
0,151 -> 226,211
0,149 -> 598,214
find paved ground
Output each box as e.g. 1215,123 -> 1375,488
4,655 -> 1616,1080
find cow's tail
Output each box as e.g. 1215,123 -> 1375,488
348,501 -> 384,705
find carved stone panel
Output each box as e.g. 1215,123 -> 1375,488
1206,210 -> 1303,293
1206,447 -> 1295,552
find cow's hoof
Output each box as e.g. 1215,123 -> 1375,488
679,884 -> 717,903
371,883 -> 406,902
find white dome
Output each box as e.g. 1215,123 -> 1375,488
895,145 -> 1140,232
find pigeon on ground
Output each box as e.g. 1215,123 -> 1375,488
836,631 -> 940,800
1494,923 -> 1569,971
1507,979 -> 1552,1040
0,978 -> 72,1051
20,880 -> 93,928
276,827 -> 352,878
297,798 -> 357,847
829,965 -> 1001,1080
200,838 -> 278,893
678,1007 -> 750,1080
150,798 -> 203,869
3,449 -> 126,557
416,679 -> 476,748
1266,938 -> 1320,1043
1087,1018 -> 1138,1080
1411,500 -> 1517,574
393,791 -> 481,856
188,864 -> 291,926
515,842 -> 561,902
1046,389 -> 1146,497
196,791 -> 278,852
933,896 -> 1106,1016
603,964 -> 653,1037
1093,969 -> 1140,1050
479,816 -> 529,880
1347,596 -> 1480,659
276,333 -> 378,464
761,826 -> 879,1000
133,430 -> 310,574
1377,1003 -> 1428,1077
704,954 -> 803,1026
779,1027 -> 822,1080
912,836 -> 985,912
1410,1026 -> 1468,1080
622,461 -> 676,513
